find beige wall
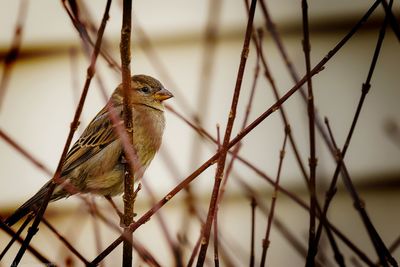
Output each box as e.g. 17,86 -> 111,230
1,1 -> 399,266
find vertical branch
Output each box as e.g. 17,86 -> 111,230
260,128 -> 289,266
120,0 -> 134,266
214,124 -> 221,267
249,197 -> 256,267
302,1 -> 318,266
196,0 -> 257,265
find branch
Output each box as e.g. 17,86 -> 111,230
120,0 -> 134,266
301,1 -> 318,266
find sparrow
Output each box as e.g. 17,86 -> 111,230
5,74 -> 173,226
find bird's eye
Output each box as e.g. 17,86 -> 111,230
139,87 -> 150,94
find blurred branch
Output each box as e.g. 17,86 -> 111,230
260,128 -> 289,266
0,0 -> 28,110
42,218 -> 90,265
0,128 -> 52,176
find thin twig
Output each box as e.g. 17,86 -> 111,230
187,234 -> 202,267
0,0 -> 28,109
141,180 -> 184,267
301,1 -> 318,266
249,197 -> 256,267
260,128 -> 289,266
214,124 -> 221,267
89,198 -> 104,267
42,218 -> 90,265
254,28 -> 310,185
218,26 -> 261,206
88,198 -> 162,267
62,0 -> 121,72
0,128 -> 52,176
380,0 -> 400,41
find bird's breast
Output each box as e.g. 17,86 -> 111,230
131,107 -> 165,171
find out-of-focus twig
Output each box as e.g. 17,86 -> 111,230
260,128 -> 289,266
42,218 -> 90,265
0,128 -> 52,176
0,0 -> 28,110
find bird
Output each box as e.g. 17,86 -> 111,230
4,74 -> 173,226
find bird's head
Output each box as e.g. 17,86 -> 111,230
113,74 -> 173,111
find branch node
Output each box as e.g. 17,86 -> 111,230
361,82 -> 371,94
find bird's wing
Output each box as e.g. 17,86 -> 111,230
61,104 -> 123,176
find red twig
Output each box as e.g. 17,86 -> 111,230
249,197 -> 256,267
141,180 -> 184,266
301,1 -> 318,266
260,129 -> 289,266
41,218 -> 90,265
187,233 -> 202,267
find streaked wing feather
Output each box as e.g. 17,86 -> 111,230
62,105 -> 122,176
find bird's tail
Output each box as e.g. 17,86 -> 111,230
4,181 -> 54,227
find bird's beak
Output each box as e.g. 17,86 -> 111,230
154,88 -> 173,101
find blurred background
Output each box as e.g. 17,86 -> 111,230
0,0 -> 399,266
